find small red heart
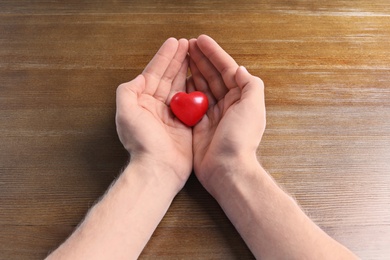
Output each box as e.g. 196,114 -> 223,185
170,91 -> 209,127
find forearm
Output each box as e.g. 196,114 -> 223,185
47,160 -> 183,260
206,157 -> 358,260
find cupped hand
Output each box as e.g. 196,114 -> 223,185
116,38 -> 192,185
188,35 -> 266,186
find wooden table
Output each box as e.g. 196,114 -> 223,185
1,1 -> 389,259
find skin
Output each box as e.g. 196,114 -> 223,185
47,35 -> 358,260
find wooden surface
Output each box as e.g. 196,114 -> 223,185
1,1 -> 390,259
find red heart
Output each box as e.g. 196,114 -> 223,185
170,91 -> 209,127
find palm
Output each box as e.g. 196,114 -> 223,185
133,91 -> 192,167
193,88 -> 256,182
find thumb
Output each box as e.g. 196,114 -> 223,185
116,74 -> 146,113
116,75 -> 145,125
235,66 -> 264,100
235,66 -> 263,90
235,66 -> 266,126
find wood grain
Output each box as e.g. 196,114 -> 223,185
1,1 -> 389,259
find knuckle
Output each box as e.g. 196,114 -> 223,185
116,82 -> 129,96
253,76 -> 264,89
117,82 -> 126,91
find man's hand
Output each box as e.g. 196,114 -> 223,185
188,35 -> 266,187
47,38 -> 195,260
116,38 -> 192,187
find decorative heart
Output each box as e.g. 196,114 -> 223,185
170,91 -> 209,127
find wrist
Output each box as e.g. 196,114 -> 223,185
125,154 -> 189,194
199,154 -> 266,198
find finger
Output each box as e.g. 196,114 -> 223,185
188,45 -> 208,92
142,37 -> 179,95
154,38 -> 189,103
196,34 -> 239,90
189,56 -> 217,106
166,55 -> 189,104
189,38 -> 228,101
186,76 -> 196,93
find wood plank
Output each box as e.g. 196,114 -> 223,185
1,1 -> 389,259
